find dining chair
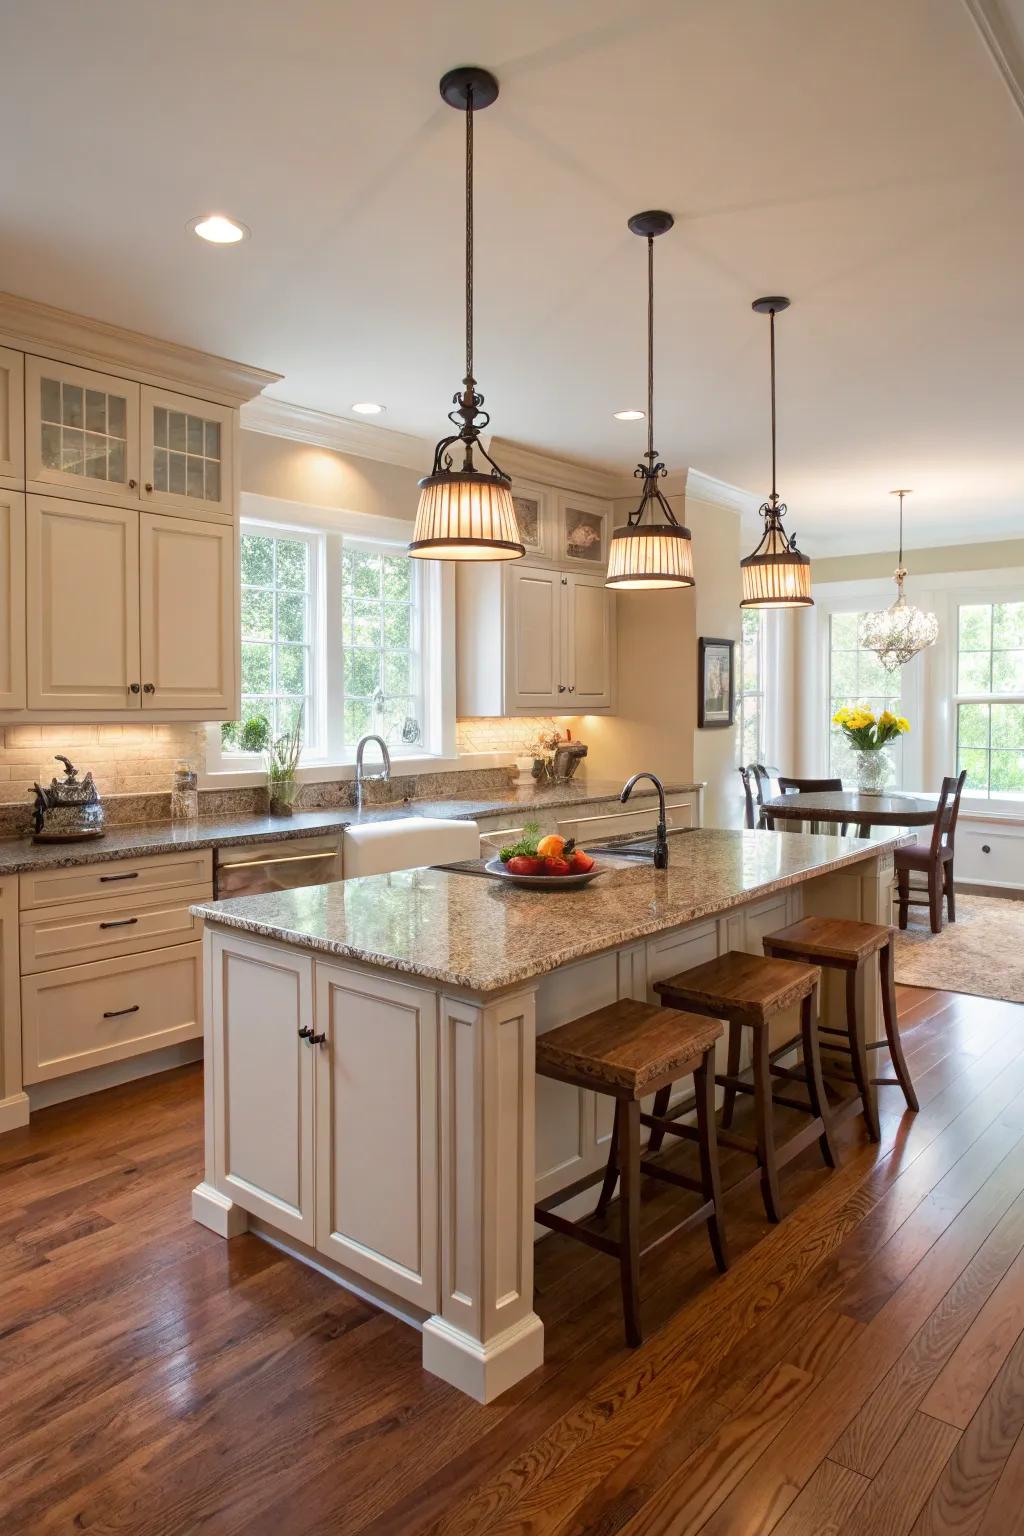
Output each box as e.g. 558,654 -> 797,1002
895,770 -> 967,934
749,765 -> 781,830
777,776 -> 849,836
739,766 -> 756,829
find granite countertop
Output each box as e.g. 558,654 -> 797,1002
193,827 -> 902,994
0,779 -> 701,875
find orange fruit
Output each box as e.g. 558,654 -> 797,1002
536,833 -> 565,858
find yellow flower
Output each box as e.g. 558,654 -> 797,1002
832,708 -> 851,726
897,717 -> 910,733
879,710 -> 896,726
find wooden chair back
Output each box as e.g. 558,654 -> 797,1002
932,769 -> 967,856
777,776 -> 843,795
749,764 -> 781,809
738,767 -> 756,829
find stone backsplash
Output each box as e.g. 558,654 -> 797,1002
455,717 -> 566,757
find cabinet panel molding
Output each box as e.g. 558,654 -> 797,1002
139,513 -> 235,714
25,355 -> 140,502
0,346 -> 24,486
0,493 -> 26,709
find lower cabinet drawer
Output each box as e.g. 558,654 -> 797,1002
19,884 -> 209,973
954,825 -> 1024,889
21,942 -> 203,1084
556,800 -> 694,843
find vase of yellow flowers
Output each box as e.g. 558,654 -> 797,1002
831,707 -> 910,794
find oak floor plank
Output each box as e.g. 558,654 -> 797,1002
975,1425 -> 1024,1536
921,1246 -> 1024,1430
837,1412 -> 962,1536
771,1460 -> 869,1536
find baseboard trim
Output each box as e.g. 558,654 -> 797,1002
27,1040 -> 203,1112
957,882 -> 1024,901
0,1091 -> 30,1134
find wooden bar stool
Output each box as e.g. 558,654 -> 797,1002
762,916 -> 919,1141
654,951 -> 837,1224
535,998 -> 727,1347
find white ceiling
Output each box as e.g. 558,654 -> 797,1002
4,0 -> 1024,554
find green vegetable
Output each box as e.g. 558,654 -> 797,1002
499,821 -> 541,863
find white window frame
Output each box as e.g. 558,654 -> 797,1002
736,609 -> 767,766
203,493 -> 457,785
951,588 -> 1024,806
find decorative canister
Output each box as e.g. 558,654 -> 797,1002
171,760 -> 199,821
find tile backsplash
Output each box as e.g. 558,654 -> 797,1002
0,724 -> 204,805
455,717 -> 567,757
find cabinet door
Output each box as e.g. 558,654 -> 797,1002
505,564 -> 563,711
0,347 -> 24,487
141,387 -> 233,521
0,492 -> 26,709
139,514 -> 235,713
564,573 -> 615,710
315,962 -> 439,1310
26,357 -> 140,500
26,497 -> 141,710
211,933 -> 316,1244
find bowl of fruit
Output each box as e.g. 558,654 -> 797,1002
486,828 -> 602,888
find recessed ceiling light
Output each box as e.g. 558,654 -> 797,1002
350,402 -> 385,416
613,409 -> 645,421
188,213 -> 249,245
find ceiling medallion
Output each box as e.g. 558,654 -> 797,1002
605,210 -> 695,591
858,489 -> 939,669
740,298 -> 813,609
409,66 -> 524,563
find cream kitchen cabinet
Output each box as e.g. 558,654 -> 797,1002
26,356 -> 141,503
0,492 -> 26,709
456,561 -> 616,716
23,495 -> 235,718
0,877 -> 27,1134
141,386 -> 233,522
0,346 -> 24,488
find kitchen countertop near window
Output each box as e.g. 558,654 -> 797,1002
0,779 -> 702,875
193,828 -> 903,994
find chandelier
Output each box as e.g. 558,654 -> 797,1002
605,211 -> 695,590
740,298 -> 813,608
858,489 -> 938,670
409,67 -> 524,562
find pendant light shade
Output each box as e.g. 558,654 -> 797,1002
740,298 -> 813,609
606,211 -> 694,592
858,490 -> 938,669
410,67 -> 524,563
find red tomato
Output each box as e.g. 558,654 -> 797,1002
506,855 -> 544,876
569,850 -> 595,873
543,856 -> 572,876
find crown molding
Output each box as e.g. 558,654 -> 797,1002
0,291 -> 281,407
487,436 -> 620,499
242,395 -> 432,472
962,0 -> 1024,123
683,467 -> 761,518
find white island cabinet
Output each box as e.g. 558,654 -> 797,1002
193,828 -> 899,1403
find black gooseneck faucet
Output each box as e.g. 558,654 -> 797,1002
620,772 -> 669,868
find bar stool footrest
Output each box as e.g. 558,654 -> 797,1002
639,1159 -> 705,1196
533,1207 -> 619,1256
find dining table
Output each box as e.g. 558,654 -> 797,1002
761,790 -> 939,838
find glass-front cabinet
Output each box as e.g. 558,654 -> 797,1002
25,357 -> 140,499
141,387 -> 233,520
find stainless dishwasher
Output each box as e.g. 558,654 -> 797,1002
214,833 -> 343,898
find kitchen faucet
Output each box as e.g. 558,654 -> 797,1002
620,771 -> 669,868
354,734 -> 391,811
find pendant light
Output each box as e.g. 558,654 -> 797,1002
858,490 -> 938,670
409,67 -> 524,562
605,211 -> 694,590
740,298 -> 813,608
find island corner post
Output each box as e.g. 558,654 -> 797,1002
191,832 -> 899,1402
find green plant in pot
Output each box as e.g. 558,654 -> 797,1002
232,709 -> 304,816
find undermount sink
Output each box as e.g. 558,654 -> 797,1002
342,817 -> 481,878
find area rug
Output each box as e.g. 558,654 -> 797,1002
893,893 -> 1024,1003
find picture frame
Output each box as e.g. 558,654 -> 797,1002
698,637 -> 735,728
508,479 -> 552,559
557,492 -> 611,567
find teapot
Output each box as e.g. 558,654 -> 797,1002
29,756 -> 106,842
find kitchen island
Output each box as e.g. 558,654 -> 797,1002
192,828 -> 901,1402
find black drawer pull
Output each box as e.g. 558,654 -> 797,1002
99,872 -> 140,883
309,1032 -> 327,1047
99,917 -> 139,930
298,1026 -> 313,1040
103,1004 -> 140,1019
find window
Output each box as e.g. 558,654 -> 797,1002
219,520 -> 430,765
736,609 -> 765,765
341,542 -> 424,751
956,601 -> 1024,800
828,611 -> 904,783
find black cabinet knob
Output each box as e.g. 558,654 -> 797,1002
129,682 -> 140,694
310,1032 -> 327,1046
298,1026 -> 313,1040
982,844 -> 991,854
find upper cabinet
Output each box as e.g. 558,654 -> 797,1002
0,348 -> 25,487
0,492 -> 26,710
457,562 -> 616,716
141,387 -> 233,521
139,514 -> 234,713
26,357 -> 140,502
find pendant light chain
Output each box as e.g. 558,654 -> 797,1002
769,306 -> 777,504
646,235 -> 655,466
897,488 -> 904,567
465,83 -> 474,389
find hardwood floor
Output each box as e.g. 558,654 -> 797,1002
3,985 -> 1024,1535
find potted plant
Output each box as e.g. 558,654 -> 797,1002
831,706 -> 910,793
231,708 -> 304,816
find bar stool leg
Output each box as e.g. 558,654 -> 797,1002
845,966 -> 880,1141
619,1099 -> 642,1346
753,1027 -> 783,1223
880,939 -> 919,1112
801,990 -> 839,1169
897,868 -> 910,929
594,1102 -> 621,1219
646,1084 -> 672,1154
695,1049 -> 728,1272
721,1020 -> 742,1129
